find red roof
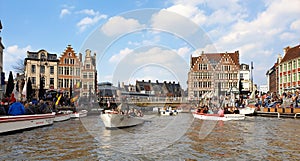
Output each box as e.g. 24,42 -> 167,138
190,51 -> 239,68
280,45 -> 300,63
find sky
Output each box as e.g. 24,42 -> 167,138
0,0 -> 300,90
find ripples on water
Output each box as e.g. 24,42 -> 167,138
0,114 -> 300,160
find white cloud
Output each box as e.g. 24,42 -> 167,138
165,4 -> 207,25
151,9 -> 199,37
109,48 -> 133,63
77,9 -> 98,16
4,45 -> 32,74
60,9 -> 71,18
77,13 -> 107,32
290,19 -> 300,31
101,16 -> 145,37
174,47 -> 191,58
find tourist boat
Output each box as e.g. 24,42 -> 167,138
239,107 -> 256,115
0,112 -> 55,134
159,106 -> 179,116
100,110 -> 144,129
54,111 -> 71,122
192,112 -> 245,121
70,110 -> 88,118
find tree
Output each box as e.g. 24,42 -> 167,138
26,78 -> 33,101
11,58 -> 25,74
5,71 -> 14,97
38,76 -> 45,100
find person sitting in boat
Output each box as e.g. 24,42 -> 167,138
8,99 -> 26,116
0,101 -> 6,116
217,108 -> 224,117
233,107 -> 240,114
202,106 -> 209,114
24,102 -> 35,115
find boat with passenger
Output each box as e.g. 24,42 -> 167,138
193,108 -> 245,121
0,112 -> 55,134
100,103 -> 144,129
159,106 -> 178,116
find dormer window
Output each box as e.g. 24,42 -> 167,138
41,52 -> 46,59
68,52 -> 72,57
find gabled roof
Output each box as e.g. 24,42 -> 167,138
190,51 -> 239,68
280,44 -> 300,63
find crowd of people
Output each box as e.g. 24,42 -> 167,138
0,93 -> 76,116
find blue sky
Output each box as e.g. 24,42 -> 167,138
1,0 -> 300,89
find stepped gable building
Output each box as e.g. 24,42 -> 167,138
58,45 -> 82,96
81,49 -> 97,97
188,51 -> 240,100
135,80 -> 183,97
24,49 -> 59,98
278,44 -> 300,94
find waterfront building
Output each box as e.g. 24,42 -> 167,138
266,57 -> 280,93
188,51 -> 240,101
24,50 -> 59,98
81,49 -> 97,97
278,44 -> 300,94
0,20 -> 5,98
135,80 -> 183,97
58,45 -> 82,97
239,63 -> 253,94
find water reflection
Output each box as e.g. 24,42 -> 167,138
0,115 -> 300,160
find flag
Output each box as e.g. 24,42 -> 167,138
12,81 -> 20,101
55,94 -> 62,105
22,80 -> 27,101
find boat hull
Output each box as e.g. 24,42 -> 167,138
100,113 -> 144,128
54,113 -> 71,122
239,107 -> 255,115
0,113 -> 55,134
193,113 -> 245,121
70,110 -> 88,118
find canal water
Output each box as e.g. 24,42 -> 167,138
1,113 -> 300,160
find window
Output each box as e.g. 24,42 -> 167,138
293,61 -> 297,69
83,83 -> 87,89
31,65 -> 36,73
83,72 -> 87,78
50,78 -> 54,85
58,79 -> 63,88
284,64 -> 287,71
40,65 -> 45,73
293,73 -> 296,82
64,79 -> 69,88
76,68 -> 80,76
70,67 -> 73,75
64,67 -> 69,75
86,64 -> 90,69
89,72 -> 94,78
64,58 -> 69,64
58,67 -> 63,75
50,66 -> 54,74
70,59 -> 74,64
31,77 -> 36,85
89,84 -> 93,90
198,64 -> 207,70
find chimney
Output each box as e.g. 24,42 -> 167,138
121,82 -> 125,88
284,46 -> 290,55
79,53 -> 82,62
277,54 -> 282,63
156,80 -> 159,83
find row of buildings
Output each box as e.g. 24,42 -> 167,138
24,45 -> 97,98
266,43 -> 300,94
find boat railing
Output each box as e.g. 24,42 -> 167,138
294,113 -> 300,119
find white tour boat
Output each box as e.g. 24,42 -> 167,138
193,112 -> 245,121
159,106 -> 179,116
239,107 -> 256,115
70,110 -> 88,118
54,111 -> 71,122
100,110 -> 144,129
0,112 -> 55,134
